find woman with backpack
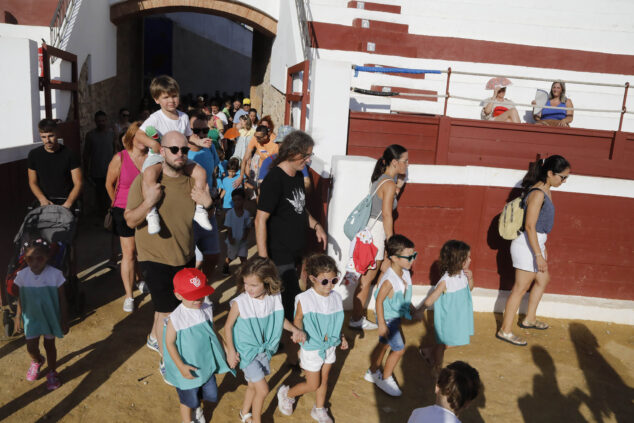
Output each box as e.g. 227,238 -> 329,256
349,145 -> 408,330
497,155 -> 571,346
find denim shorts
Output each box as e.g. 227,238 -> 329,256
242,352 -> 271,383
378,318 -> 405,352
176,375 -> 218,409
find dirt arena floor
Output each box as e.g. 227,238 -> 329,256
1,215 -> 632,422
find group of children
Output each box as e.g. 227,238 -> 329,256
14,73 -> 482,421
15,229 -> 482,422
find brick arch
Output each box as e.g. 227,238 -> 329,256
110,0 -> 277,37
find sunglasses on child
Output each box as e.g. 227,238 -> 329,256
164,145 -> 190,155
395,252 -> 418,262
312,276 -> 339,286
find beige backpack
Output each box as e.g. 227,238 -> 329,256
498,196 -> 524,240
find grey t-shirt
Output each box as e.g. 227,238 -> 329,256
369,174 -> 397,221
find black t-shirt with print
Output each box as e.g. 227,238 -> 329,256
27,145 -> 80,200
258,166 -> 308,265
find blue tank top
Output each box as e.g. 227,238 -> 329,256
523,188 -> 555,234
541,99 -> 567,121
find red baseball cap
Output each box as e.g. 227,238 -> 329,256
173,268 -> 214,300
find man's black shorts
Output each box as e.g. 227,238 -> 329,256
139,260 -> 194,313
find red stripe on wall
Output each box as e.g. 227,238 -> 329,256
310,22 -> 634,76
395,184 -> 634,300
347,1 -> 401,14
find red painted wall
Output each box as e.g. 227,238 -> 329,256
1,0 -> 57,26
396,183 -> 634,301
309,21 -> 634,76
347,112 -> 634,301
348,112 -> 634,180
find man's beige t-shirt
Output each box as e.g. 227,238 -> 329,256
126,173 -> 195,266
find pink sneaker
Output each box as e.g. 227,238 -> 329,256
46,371 -> 61,390
26,357 -> 45,381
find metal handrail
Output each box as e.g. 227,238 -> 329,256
49,0 -> 75,50
351,65 -> 631,129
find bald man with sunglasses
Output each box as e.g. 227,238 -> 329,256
125,131 -> 213,358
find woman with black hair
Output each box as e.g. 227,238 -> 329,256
497,155 -> 571,346
350,144 -> 408,330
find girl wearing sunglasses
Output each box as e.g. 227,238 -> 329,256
366,234 -> 416,397
420,240 -> 475,378
277,254 -> 348,423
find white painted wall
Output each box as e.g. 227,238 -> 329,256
309,0 -> 634,55
308,59 -> 351,174
270,0 -> 305,92
318,50 -> 634,132
0,38 -> 40,153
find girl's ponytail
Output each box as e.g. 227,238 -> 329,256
371,144 -> 407,183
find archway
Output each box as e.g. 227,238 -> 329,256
110,0 -> 277,37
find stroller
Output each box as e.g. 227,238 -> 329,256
2,205 -> 85,338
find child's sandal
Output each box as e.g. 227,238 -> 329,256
239,411 -> 253,423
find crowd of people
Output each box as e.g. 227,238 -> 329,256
17,73 -> 574,423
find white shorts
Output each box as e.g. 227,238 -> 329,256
511,231 -> 547,273
368,218 -> 386,262
141,151 -> 165,172
299,346 -> 336,372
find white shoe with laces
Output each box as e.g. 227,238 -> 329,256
376,374 -> 402,397
137,280 -> 149,294
146,208 -> 161,235
195,406 -> 205,423
277,385 -> 295,416
123,297 -> 134,312
194,206 -> 213,230
364,368 -> 382,384
349,317 -> 378,330
310,405 -> 333,423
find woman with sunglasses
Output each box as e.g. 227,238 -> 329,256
350,144 -> 408,331
497,155 -> 571,346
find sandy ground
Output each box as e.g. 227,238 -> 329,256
1,215 -> 633,423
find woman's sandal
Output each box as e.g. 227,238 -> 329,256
519,320 -> 549,330
496,330 -> 527,346
239,411 -> 253,423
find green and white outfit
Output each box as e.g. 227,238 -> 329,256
295,288 -> 344,372
162,303 -> 234,390
231,292 -> 284,381
374,267 -> 413,321
14,265 -> 65,339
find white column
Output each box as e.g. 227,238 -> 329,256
0,37 -> 40,149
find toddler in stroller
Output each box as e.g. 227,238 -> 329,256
2,205 -> 84,339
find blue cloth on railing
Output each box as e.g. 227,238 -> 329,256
353,66 -> 442,77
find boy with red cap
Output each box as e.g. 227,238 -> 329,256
162,268 -> 234,423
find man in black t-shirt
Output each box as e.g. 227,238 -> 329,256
27,119 -> 82,208
256,130 -> 327,321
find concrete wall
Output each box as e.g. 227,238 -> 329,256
0,38 -> 40,151
171,22 -> 251,97
165,12 -> 253,57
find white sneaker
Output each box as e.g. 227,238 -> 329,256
146,208 -> 161,235
194,206 -> 213,230
277,384 -> 295,416
310,405 -> 333,423
195,406 -> 205,423
364,368 -> 382,384
123,297 -> 134,312
349,317 -> 378,330
376,375 -> 402,397
137,281 -> 149,294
